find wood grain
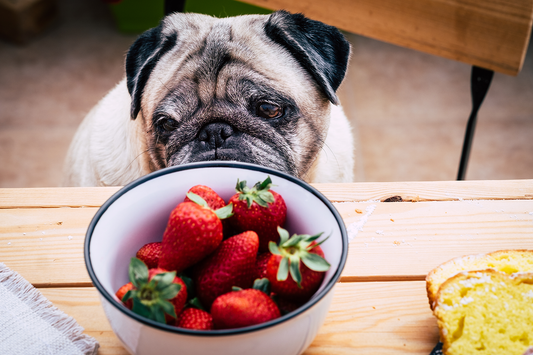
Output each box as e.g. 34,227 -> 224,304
339,199 -> 533,281
312,179 -> 533,202
0,207 -> 96,286
0,187 -> 121,209
239,0 -> 533,75
304,281 -> 439,354
40,282 -> 438,355
1,179 -> 531,209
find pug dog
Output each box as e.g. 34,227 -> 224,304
62,10 -> 354,187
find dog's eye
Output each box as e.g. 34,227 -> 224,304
257,103 -> 283,119
157,117 -> 179,132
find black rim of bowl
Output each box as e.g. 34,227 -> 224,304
84,161 -> 349,336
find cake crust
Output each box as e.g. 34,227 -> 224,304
426,249 -> 533,310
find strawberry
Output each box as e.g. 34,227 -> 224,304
176,308 -> 214,330
228,176 -> 286,251
122,258 -> 187,325
115,282 -> 134,309
255,252 -> 272,280
158,195 -> 232,273
185,185 -> 237,239
193,231 -> 259,309
184,185 -> 225,210
211,288 -> 281,329
136,242 -> 161,269
266,227 -> 331,301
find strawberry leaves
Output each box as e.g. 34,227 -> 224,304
276,256 -> 289,283
128,257 -> 148,288
300,252 -> 331,272
269,227 -> 331,288
235,176 -> 275,208
123,258 -> 181,324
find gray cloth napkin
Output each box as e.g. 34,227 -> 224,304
0,263 -> 99,355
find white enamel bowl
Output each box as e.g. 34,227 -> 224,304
85,161 -> 348,355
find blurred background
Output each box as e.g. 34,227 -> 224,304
0,0 -> 532,188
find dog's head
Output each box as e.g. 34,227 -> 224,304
125,11 -> 350,179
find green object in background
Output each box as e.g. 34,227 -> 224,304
109,0 -> 165,33
185,0 -> 271,18
109,0 -> 271,34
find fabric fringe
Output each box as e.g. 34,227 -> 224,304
0,262 -> 99,355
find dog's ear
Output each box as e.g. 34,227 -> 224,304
125,25 -> 177,119
264,11 -> 350,105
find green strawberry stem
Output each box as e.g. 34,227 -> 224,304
123,258 -> 181,324
235,176 -> 275,208
187,297 -> 206,311
253,278 -> 271,295
179,273 -> 194,297
269,227 -> 331,288
186,192 -> 233,219
228,279 -> 270,295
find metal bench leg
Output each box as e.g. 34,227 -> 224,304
457,66 -> 494,180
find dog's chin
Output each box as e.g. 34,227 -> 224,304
193,149 -> 246,162
171,149 -> 293,175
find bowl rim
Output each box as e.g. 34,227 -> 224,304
84,161 -> 348,336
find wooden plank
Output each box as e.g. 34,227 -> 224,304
2,199 -> 533,286
340,199 -> 533,281
304,281 -> 438,354
239,0 -> 533,75
312,179 -> 533,202
0,187 -> 121,209
0,208 -> 96,287
1,179 -> 532,209
40,281 -> 438,355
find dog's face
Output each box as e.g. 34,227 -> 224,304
126,11 -> 350,179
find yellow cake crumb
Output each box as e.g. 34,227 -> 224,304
434,270 -> 533,355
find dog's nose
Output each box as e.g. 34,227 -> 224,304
198,122 -> 234,148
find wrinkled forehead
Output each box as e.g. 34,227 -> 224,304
140,13 -> 320,116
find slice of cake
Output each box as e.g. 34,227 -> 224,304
434,269 -> 533,355
426,250 -> 533,310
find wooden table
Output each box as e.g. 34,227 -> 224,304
1,180 -> 533,354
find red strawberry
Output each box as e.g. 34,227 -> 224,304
228,176 -> 286,251
176,308 -> 214,330
255,252 -> 272,280
184,185 -> 238,239
115,282 -> 134,309
184,185 -> 225,210
136,242 -> 162,269
266,227 -> 331,301
211,288 -> 281,329
158,199 -> 230,273
122,258 -> 187,325
193,231 -> 259,309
